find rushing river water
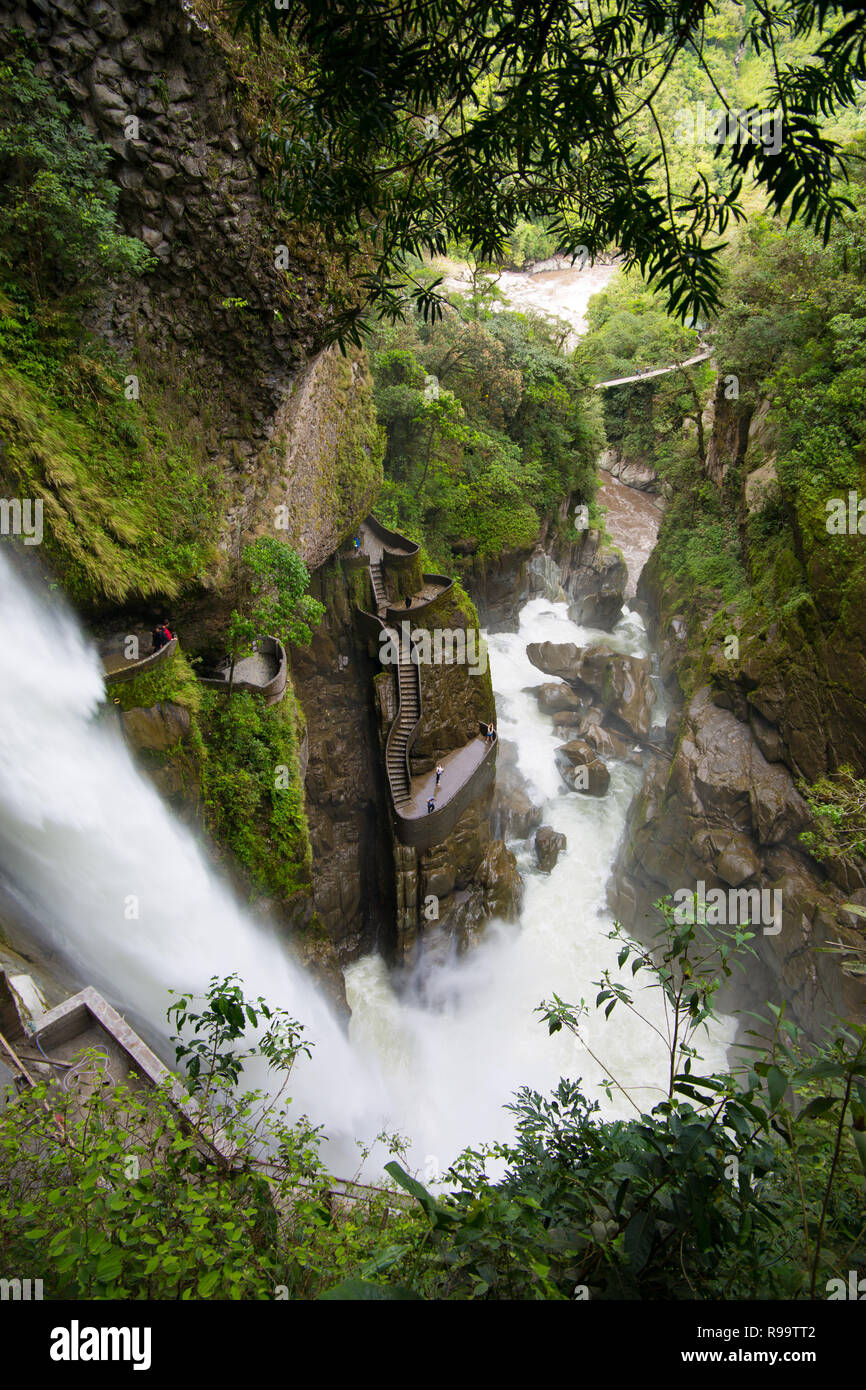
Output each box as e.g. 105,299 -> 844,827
343,267 -> 734,1173
438,254 -> 620,344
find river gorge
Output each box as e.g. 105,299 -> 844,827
0,252 -> 734,1180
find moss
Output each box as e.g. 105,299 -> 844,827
199,682 -> 313,905
466,500 -> 541,558
344,560 -> 374,613
388,554 -> 424,600
106,647 -> 203,717
408,581 -> 496,726
0,358 -> 222,607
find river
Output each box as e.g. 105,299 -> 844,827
345,485 -> 732,1178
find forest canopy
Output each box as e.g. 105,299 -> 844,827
234,0 -> 866,343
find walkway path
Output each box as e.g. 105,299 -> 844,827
593,349 -> 711,389
401,735 -> 490,821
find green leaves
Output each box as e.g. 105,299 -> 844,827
0,55 -> 154,301
319,1278 -> 422,1299
624,1211 -> 656,1273
384,1161 -> 459,1230
229,538 -> 325,665
237,0 -> 864,345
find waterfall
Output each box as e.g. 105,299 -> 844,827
0,550 -> 387,1165
0,548 -> 734,1182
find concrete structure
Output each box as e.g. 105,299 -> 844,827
352,517 -> 497,850
196,636 -> 288,705
101,636 -> 178,683
0,970 -> 234,1163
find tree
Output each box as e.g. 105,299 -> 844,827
226,538 -> 326,691
234,0 -> 862,344
0,55 -> 153,303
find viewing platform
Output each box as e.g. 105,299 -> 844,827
101,631 -> 287,706
197,636 -> 288,706
100,633 -> 178,683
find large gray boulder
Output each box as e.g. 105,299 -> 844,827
527,642 -> 655,738
554,739 -> 611,795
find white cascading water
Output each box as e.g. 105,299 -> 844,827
0,549 -> 388,1168
345,595 -> 736,1174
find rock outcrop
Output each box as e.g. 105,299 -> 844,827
13,0 -> 380,574
611,383 -> 866,1039
533,682 -> 586,716
290,559 -> 398,962
463,498 -> 627,632
489,740 -> 544,841
609,686 -> 866,1036
599,446 -> 659,493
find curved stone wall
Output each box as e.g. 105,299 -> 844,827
197,636 -> 287,705
102,637 -> 178,684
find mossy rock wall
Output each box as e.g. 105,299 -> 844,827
408,584 -> 496,760
251,346 -> 385,569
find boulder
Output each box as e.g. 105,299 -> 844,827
535,825 -> 567,873
527,642 -> 655,738
578,709 -> 631,760
533,682 -> 584,715
526,641 -> 584,683
477,839 -> 524,919
571,587 -> 624,631
554,739 -> 611,795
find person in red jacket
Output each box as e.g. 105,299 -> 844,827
152,621 -> 173,652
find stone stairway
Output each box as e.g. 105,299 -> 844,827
370,559 -> 388,616
385,633 -> 420,807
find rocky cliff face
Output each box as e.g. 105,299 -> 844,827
610,389 -> 866,1040
464,498 -> 628,633
290,557 -> 523,968
4,0 -> 524,1017
289,559 -> 398,963
12,0 -> 379,574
